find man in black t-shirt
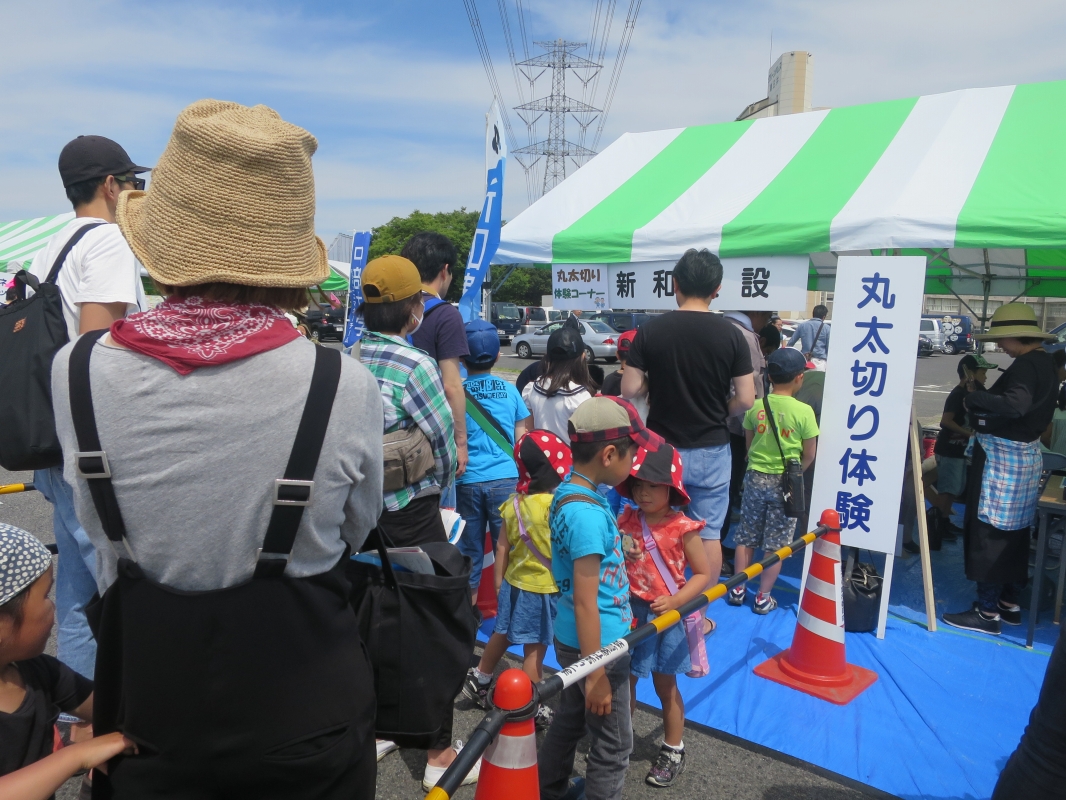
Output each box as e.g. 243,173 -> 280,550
623,249 -> 754,632
925,354 -> 995,540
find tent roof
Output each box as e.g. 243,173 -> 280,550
496,80 -> 1066,268
0,213 -> 76,271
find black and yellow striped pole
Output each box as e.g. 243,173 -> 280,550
0,482 -> 36,494
424,511 -> 840,800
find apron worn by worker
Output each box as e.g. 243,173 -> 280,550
69,331 -> 376,800
963,440 -> 1032,586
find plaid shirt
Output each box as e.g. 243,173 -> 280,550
361,331 -> 456,511
976,433 -> 1043,530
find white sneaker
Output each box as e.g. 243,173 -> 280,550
376,739 -> 398,762
422,740 -> 481,791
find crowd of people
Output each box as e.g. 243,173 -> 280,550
0,97 -> 1063,800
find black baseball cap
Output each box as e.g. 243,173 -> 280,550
58,135 -> 151,187
547,327 -> 583,361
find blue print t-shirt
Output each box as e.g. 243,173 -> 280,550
458,373 -> 530,485
550,474 -> 633,649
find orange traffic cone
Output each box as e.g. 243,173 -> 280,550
474,669 -> 539,800
476,527 -> 498,621
753,509 -> 878,705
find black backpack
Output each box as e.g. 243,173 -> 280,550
0,223 -> 104,470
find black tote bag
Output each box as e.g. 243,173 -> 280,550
842,548 -> 883,633
347,535 -> 477,748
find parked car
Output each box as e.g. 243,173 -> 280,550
918,333 -> 934,358
587,311 -> 661,332
490,302 -> 523,343
511,319 -> 618,362
515,306 -> 566,334
921,314 -> 973,354
302,306 -> 345,341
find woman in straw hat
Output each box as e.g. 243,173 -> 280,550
355,255 -> 480,790
50,100 -> 383,797
943,303 -> 1057,637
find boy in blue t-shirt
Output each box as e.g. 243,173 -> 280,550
539,397 -> 665,800
456,319 -> 532,605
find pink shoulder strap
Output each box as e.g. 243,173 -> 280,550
513,496 -> 552,570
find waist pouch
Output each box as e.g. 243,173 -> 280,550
382,425 -> 435,492
347,533 -> 477,748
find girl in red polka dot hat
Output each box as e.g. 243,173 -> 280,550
462,430 -> 571,728
616,444 -> 712,787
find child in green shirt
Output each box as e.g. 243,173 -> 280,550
729,348 -> 819,614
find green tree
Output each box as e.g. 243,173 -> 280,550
367,208 -> 551,304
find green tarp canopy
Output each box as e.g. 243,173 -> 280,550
494,80 -> 1066,307
1,213 -> 76,273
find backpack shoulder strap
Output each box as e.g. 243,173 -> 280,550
68,329 -> 133,559
553,493 -> 601,512
254,345 -> 342,578
423,296 -> 446,315
45,222 -> 106,285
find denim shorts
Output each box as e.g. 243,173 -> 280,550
493,582 -> 558,646
629,597 -> 692,678
935,455 -> 968,497
676,443 -> 732,540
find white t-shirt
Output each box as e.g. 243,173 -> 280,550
28,218 -> 147,339
522,379 -> 592,441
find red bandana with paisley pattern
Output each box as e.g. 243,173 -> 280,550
110,296 -> 301,374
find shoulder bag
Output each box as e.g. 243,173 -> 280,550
465,386 -> 513,457
760,384 -> 806,519
382,425 -> 435,492
0,223 -> 103,470
842,548 -> 882,633
348,530 -> 476,747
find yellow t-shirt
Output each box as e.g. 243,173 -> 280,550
499,493 -> 558,593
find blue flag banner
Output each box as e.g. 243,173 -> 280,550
343,230 -> 373,348
459,100 -> 506,323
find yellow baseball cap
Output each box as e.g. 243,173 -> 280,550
361,255 -> 423,303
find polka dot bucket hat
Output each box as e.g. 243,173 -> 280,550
617,442 -> 690,507
515,430 -> 573,494
0,523 -> 52,606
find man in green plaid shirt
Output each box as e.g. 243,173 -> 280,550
361,329 -> 456,511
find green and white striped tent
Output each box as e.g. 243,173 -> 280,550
495,80 -> 1066,300
0,213 -> 76,275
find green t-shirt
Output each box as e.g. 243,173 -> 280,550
743,393 -> 820,474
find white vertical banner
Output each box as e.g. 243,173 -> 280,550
808,256 -> 925,554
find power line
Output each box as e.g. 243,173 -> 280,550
592,0 -> 641,152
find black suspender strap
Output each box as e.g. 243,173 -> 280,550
45,223 -> 105,284
254,345 -> 342,578
69,329 -> 132,559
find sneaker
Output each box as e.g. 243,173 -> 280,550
375,739 -> 398,762
646,745 -> 686,787
462,668 -> 492,709
422,741 -> 481,791
753,593 -> 777,615
997,600 -> 1022,626
726,585 -> 746,606
943,604 -> 1001,635
534,704 -> 555,730
560,777 -> 587,800
903,540 -> 920,555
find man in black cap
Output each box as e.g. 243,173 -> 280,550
26,135 -> 151,696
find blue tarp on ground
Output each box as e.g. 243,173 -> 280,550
481,512 -> 1058,799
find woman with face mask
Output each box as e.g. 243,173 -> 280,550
357,255 -> 474,788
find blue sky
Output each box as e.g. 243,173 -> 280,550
3,0 -> 1065,242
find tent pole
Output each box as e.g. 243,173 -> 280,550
979,249 -> 992,354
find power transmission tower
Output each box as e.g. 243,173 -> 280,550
513,40 -> 602,198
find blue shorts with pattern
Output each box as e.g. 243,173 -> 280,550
493,582 -> 558,646
629,597 -> 692,678
735,470 -> 797,551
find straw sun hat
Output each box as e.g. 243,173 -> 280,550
973,302 -> 1055,341
116,99 -> 329,288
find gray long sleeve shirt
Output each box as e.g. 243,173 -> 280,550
52,336 -> 384,593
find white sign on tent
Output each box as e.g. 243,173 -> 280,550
805,255 -> 924,637
550,256 -> 809,311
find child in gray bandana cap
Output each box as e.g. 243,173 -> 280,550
0,523 -> 133,799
